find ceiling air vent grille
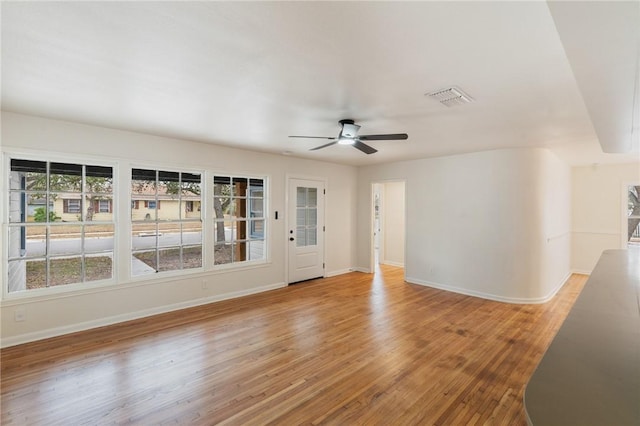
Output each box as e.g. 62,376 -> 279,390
426,87 -> 474,107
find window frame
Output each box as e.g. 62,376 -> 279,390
3,151 -> 271,300
130,167 -> 204,277
3,153 -> 117,299
213,174 -> 268,268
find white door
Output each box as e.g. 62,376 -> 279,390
288,178 -> 325,283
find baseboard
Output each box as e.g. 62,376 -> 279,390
571,269 -> 592,276
405,272 -> 572,305
381,261 -> 404,268
325,268 -> 354,278
1,281 -> 286,348
351,267 -> 371,274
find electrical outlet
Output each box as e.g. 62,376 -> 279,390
14,309 -> 26,322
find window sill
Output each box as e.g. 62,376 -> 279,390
1,260 -> 273,306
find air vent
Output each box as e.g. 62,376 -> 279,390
426,86 -> 474,107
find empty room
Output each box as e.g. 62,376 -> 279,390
1,1 -> 639,425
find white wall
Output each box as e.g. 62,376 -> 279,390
0,112 -> 358,346
381,181 -> 405,267
571,162 -> 640,273
357,148 -> 572,303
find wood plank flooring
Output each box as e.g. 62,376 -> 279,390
1,266 -> 587,425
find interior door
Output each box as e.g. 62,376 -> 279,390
288,178 -> 325,283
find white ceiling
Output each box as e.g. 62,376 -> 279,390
1,1 -> 638,166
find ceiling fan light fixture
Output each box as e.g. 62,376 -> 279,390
338,136 -> 355,145
341,123 -> 360,138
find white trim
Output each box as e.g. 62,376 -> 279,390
325,268 -> 353,278
571,229 -> 620,236
405,272 -> 572,304
352,267 -> 371,274
571,269 -> 592,275
1,260 -> 273,306
0,281 -> 286,348
381,260 -> 404,268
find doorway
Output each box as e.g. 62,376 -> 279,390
287,177 -> 325,284
626,184 -> 640,248
371,181 -> 406,272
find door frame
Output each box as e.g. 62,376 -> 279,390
370,180 -> 407,274
285,174 -> 327,284
621,181 -> 640,248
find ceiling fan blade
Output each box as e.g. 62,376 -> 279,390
359,133 -> 408,141
353,141 -> 377,154
289,135 -> 335,139
310,141 -> 338,151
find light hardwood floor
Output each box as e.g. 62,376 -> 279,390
1,266 -> 586,425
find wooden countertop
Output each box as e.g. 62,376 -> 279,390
524,248 -> 640,425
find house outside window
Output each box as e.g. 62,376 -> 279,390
7,158 -> 115,293
131,168 -> 202,275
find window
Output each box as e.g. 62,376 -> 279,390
7,159 -> 114,293
97,199 -> 111,213
131,168 -> 202,275
213,176 -> 266,265
63,199 -> 81,214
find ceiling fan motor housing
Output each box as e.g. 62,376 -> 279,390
339,119 -> 360,138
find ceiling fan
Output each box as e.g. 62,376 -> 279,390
289,119 -> 408,154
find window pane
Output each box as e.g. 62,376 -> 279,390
214,197 -> 232,218
158,222 -> 181,247
10,159 -> 47,190
214,221 -> 227,244
132,223 -> 158,251
87,196 -> 113,221
85,176 -> 113,194
214,243 -> 232,265
25,259 -> 47,291
250,220 -> 264,239
296,228 -> 306,247
249,198 -> 264,218
307,227 -> 317,246
9,191 -> 27,223
297,187 -> 307,207
49,225 -> 82,256
132,169 -> 157,195
58,194 -> 82,221
181,200 -> 201,220
132,250 -> 157,275
234,241 -> 247,262
23,225 -> 47,258
248,240 -> 265,261
181,176 -> 201,197
307,208 -> 317,226
183,221 -> 202,245
158,247 -> 181,272
233,197 -> 247,219
214,176 -> 231,198
183,246 -> 202,270
85,255 -> 113,282
232,177 -> 248,198
7,259 -> 35,293
308,188 -> 317,207
156,196 -> 180,220
234,220 -> 247,242
49,256 -> 82,287
297,208 -> 306,227
49,163 -> 82,192
85,224 -> 114,253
